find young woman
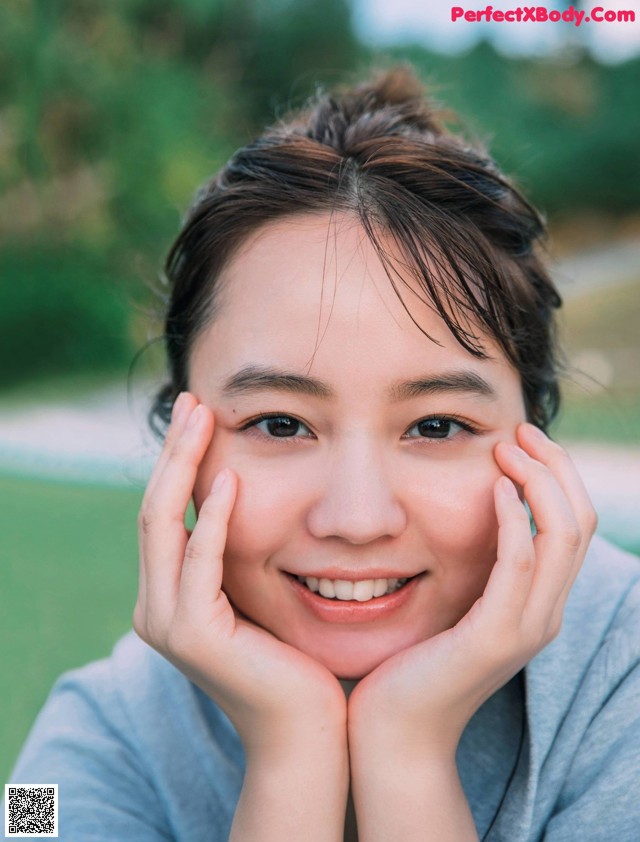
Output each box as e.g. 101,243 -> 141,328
8,68 -> 640,841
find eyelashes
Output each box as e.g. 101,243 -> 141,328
238,412 -> 481,444
402,415 -> 479,441
239,413 -> 312,441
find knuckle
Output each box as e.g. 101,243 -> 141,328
139,503 -> 184,536
138,505 -> 157,536
563,521 -> 582,552
513,553 -> 535,576
183,539 -> 205,564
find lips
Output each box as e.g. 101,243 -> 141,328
285,571 -> 424,623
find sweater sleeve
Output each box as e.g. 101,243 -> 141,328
5,663 -> 174,842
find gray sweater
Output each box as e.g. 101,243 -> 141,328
6,536 -> 640,841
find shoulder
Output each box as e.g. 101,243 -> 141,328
532,535 -> 640,687
59,630 -> 244,787
526,535 -> 640,720
521,537 -> 640,839
480,539 -> 640,839
8,633 -> 244,842
112,632 -> 245,784
569,535 -> 640,666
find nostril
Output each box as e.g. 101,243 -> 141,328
306,499 -> 407,543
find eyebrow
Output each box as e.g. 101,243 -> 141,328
221,364 -> 497,401
388,371 -> 496,401
222,366 -> 332,398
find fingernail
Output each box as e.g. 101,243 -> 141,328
211,469 -> 230,492
171,392 -> 190,424
186,404 -> 204,430
499,476 -> 519,499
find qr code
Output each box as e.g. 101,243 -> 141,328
4,785 -> 58,838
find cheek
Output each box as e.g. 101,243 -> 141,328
191,426 -> 315,572
411,452 -> 501,556
220,458 -> 317,616
210,449 -> 315,571
407,453 -> 502,624
227,469 -> 299,555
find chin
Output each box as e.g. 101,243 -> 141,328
300,635 -> 418,681
331,658 -> 383,682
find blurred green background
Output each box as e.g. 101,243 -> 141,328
2,0 -> 639,779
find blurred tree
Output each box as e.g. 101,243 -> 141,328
384,40 -> 640,215
1,0 -> 639,388
0,0 -> 361,387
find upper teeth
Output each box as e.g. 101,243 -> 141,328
297,576 -> 409,601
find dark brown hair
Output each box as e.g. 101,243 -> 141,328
150,66 -> 562,435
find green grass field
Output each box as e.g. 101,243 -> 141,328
1,474 -> 142,781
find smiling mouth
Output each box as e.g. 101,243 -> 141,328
295,575 -> 413,602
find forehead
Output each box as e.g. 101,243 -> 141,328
189,213 -> 515,389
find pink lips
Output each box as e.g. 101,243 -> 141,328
286,572 -> 423,624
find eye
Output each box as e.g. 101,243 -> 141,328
403,416 -> 475,441
242,413 -> 313,439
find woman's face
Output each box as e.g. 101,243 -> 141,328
189,213 -> 527,679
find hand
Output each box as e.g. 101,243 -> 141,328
347,423 -> 597,840
133,392 -> 346,757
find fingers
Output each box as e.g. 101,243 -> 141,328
481,477 -> 536,624
495,440 -> 575,628
137,396 -> 215,638
176,468 -> 237,628
136,393 -> 196,610
145,392 -> 198,500
516,423 -> 598,625
494,424 -> 597,637
516,423 -> 598,555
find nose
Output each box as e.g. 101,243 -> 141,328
306,436 -> 407,544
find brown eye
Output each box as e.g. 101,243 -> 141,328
417,418 -> 453,439
263,416 -> 300,437
404,417 -> 469,440
248,414 -> 312,439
